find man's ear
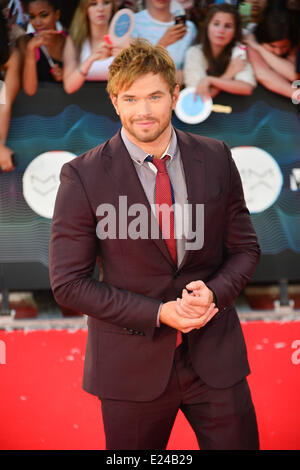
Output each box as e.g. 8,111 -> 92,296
172,84 -> 180,110
110,94 -> 119,115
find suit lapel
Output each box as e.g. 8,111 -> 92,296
102,129 -> 206,269
103,131 -> 175,267
174,129 -> 206,269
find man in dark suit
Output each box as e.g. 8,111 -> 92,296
49,39 -> 260,450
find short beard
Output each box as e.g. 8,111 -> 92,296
124,108 -> 172,144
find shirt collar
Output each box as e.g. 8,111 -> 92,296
121,126 -> 178,166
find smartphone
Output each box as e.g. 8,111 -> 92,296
175,15 -> 186,25
238,2 -> 252,17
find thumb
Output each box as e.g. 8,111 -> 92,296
186,280 -> 205,290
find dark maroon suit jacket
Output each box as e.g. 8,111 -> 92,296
49,128 -> 260,401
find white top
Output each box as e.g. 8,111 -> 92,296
183,43 -> 257,87
131,9 -> 197,69
80,39 -> 114,81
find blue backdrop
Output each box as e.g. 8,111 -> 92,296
1,82 -> 299,289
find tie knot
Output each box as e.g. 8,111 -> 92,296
150,155 -> 170,174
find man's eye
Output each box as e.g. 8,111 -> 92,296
151,95 -> 160,100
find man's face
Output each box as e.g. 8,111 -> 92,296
111,73 -> 179,147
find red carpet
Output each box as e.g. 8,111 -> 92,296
0,321 -> 299,450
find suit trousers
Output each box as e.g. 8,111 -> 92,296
100,336 -> 259,450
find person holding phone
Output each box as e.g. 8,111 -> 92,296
131,0 -> 197,85
17,0 -> 66,96
62,0 -> 126,94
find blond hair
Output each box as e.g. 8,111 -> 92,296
107,39 -> 177,97
69,0 -> 117,59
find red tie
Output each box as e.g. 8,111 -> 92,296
151,156 -> 177,265
151,156 -> 182,347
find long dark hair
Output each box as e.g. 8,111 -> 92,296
255,8 -> 296,46
201,3 -> 242,77
0,10 -> 10,67
22,0 -> 61,13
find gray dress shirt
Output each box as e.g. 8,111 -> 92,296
120,127 -> 190,327
120,126 -> 189,268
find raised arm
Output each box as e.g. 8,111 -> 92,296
63,36 -> 111,94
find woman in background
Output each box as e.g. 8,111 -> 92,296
244,8 -> 297,98
0,10 -> 21,172
62,0 -> 122,94
239,0 -> 268,33
18,0 -> 66,96
183,3 -> 256,100
131,0 -> 197,87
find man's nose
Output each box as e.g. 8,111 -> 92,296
137,100 -> 151,115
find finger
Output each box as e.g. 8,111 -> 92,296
181,327 -> 196,333
182,290 -> 211,308
178,317 -> 207,332
182,305 -> 218,332
177,301 -> 209,323
42,29 -> 61,35
181,290 -> 206,311
176,298 -> 200,318
1,165 -> 14,172
186,280 -> 206,291
186,284 -> 209,300
202,94 -> 210,102
182,289 -> 201,306
175,24 -> 186,31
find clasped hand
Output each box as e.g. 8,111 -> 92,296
159,280 -> 218,334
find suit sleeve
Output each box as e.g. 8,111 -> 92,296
205,142 -> 261,309
49,162 -> 161,339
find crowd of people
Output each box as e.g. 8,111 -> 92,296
0,0 -> 299,172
